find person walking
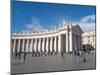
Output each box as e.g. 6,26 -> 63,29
18,52 -> 21,60
83,48 -> 86,62
15,51 -> 18,60
76,51 -> 81,62
23,52 -> 27,62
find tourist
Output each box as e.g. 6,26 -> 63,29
83,57 -> 86,62
83,48 -> 86,62
15,51 -> 18,60
18,52 -> 21,60
23,52 -> 27,61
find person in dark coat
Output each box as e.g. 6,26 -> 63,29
18,52 -> 21,60
23,52 -> 27,61
83,48 -> 86,53
83,48 -> 86,62
77,51 -> 80,56
83,58 -> 86,62
61,50 -> 64,56
15,50 -> 18,60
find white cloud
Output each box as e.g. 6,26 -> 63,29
72,14 -> 96,32
22,15 -> 96,32
73,22 -> 95,32
23,17 -> 46,32
80,14 -> 95,23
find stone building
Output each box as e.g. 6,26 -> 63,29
11,20 -> 83,54
82,29 -> 95,51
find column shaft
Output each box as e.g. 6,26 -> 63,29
42,38 -> 45,52
69,30 -> 73,52
13,39 -> 16,53
26,39 -> 29,52
54,36 -> 57,52
30,39 -> 33,52
35,39 -> 37,52
22,39 -> 25,52
39,38 -> 42,52
50,37 -> 53,52
34,39 -> 36,52
18,39 -> 21,52
75,35 -> 77,51
46,38 -> 49,52
66,30 -> 69,52
38,39 -> 41,52
58,35 -> 61,52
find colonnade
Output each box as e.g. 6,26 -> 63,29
11,36 -> 59,54
11,34 -> 82,55
11,25 -> 82,55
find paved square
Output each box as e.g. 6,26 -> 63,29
11,53 -> 96,74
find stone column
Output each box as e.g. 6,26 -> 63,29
56,37 -> 58,52
69,27 -> 73,52
26,39 -> 29,52
30,39 -> 33,52
48,38 -> 50,52
35,39 -> 37,52
74,35 -> 76,51
32,39 -> 35,52
54,36 -> 57,52
34,39 -> 36,52
18,39 -> 21,52
52,37 -> 54,52
44,38 -> 46,52
41,38 -> 43,52
58,35 -> 61,52
50,37 -> 53,52
13,39 -> 16,53
28,39 -> 30,52
42,38 -> 45,52
76,36 -> 78,51
66,30 -> 69,52
11,39 -> 13,52
40,38 -> 42,52
46,38 -> 49,53
38,39 -> 41,52
22,39 -> 25,52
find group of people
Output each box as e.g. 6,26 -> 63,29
73,48 -> 95,62
12,48 -> 94,63
73,50 -> 86,62
13,50 -> 58,61
14,51 -> 27,61
31,50 -> 58,57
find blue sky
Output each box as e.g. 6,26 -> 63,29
11,1 -> 96,32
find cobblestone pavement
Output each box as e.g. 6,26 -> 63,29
11,53 -> 96,74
